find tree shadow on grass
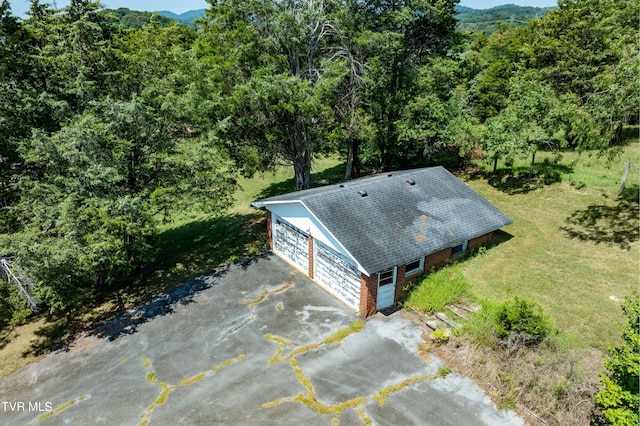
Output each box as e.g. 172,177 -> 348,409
255,162 -> 346,200
560,185 -> 639,250
23,211 -> 270,355
465,161 -> 573,195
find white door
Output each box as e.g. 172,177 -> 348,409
376,267 -> 396,310
273,219 -> 309,271
314,242 -> 360,309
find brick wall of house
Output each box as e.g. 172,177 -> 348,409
468,232 -> 493,249
394,264 -> 406,304
425,247 -> 452,269
359,273 -> 378,318
308,236 -> 314,279
266,210 -> 273,250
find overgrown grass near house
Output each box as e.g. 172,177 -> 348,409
459,139 -> 639,349
404,265 -> 473,314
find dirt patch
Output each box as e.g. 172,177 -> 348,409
0,317 -> 48,380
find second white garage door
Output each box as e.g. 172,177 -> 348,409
314,241 -> 360,309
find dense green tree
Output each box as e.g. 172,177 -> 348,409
439,86 -> 483,165
0,0 -> 27,230
202,0 -> 343,190
482,76 -> 581,174
521,0 -> 639,143
466,25 -> 524,122
595,293 -> 640,426
3,97 -> 234,312
357,0 -> 460,170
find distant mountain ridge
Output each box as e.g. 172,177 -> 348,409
455,4 -> 554,34
157,9 -> 206,24
106,5 -> 550,30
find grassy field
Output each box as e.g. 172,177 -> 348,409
458,140 -> 639,349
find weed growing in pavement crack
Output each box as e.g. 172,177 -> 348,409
261,320 -> 435,424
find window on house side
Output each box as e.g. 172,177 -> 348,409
405,257 -> 424,276
452,241 -> 468,255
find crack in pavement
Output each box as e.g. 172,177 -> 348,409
138,354 -> 245,426
261,324 -> 437,425
242,274 -> 296,308
27,396 -> 88,426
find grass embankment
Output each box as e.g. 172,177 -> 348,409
405,136 -> 639,425
0,156 -> 345,380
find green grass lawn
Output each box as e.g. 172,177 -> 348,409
451,140 -> 639,349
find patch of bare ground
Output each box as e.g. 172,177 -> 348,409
0,316 -> 48,380
431,335 -> 603,426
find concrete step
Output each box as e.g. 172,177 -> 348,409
435,312 -> 461,329
425,317 -> 448,331
447,305 -> 468,319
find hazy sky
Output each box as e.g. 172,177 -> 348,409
6,0 -> 557,18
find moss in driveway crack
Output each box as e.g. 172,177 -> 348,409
138,354 -> 244,426
261,321 -> 370,423
261,320 -> 438,424
242,275 -> 296,308
261,357 -> 367,418
27,396 -> 87,426
264,320 -> 365,365
371,374 -> 436,407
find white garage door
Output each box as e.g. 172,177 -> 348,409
273,219 -> 309,271
314,242 -> 360,309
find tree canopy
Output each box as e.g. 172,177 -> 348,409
0,0 -> 637,321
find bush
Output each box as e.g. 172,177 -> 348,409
429,329 -> 450,345
0,280 -> 32,329
594,293 -> 640,426
462,297 -> 553,351
494,297 -> 553,344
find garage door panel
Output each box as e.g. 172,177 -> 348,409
315,242 -> 360,309
273,220 -> 308,271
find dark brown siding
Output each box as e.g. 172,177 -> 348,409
425,247 -> 452,269
468,232 -> 493,249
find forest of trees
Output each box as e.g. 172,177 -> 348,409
0,0 -> 637,322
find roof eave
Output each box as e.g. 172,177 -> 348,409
251,199 -> 302,209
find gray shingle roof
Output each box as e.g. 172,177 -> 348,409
253,166 -> 512,275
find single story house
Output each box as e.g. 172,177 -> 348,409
252,166 -> 513,317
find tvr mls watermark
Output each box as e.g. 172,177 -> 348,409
2,401 -> 53,412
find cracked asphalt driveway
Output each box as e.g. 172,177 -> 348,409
0,254 -> 524,425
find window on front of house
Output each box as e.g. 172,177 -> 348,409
378,268 -> 395,286
405,257 -> 424,276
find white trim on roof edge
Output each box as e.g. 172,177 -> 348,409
256,200 -> 370,276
